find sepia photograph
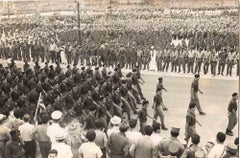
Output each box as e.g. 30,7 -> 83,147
0,0 -> 239,158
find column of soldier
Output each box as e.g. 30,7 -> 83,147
0,59 -> 238,158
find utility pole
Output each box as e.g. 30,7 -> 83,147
77,1 -> 81,45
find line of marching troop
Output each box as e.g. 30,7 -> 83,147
0,60 -> 238,158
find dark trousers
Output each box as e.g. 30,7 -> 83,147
218,61 -> 226,75
187,58 -> 194,73
23,140 -> 36,158
210,61 -> 217,76
195,60 -> 202,74
50,51 -> 56,63
38,141 -> 51,158
227,112 -> 237,131
182,59 -> 188,73
226,60 -> 233,76
162,60 -> 170,72
203,61 -> 209,74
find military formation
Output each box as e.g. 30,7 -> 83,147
0,6 -> 238,158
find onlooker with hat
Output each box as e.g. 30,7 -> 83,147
208,132 -> 226,158
132,125 -> 154,158
152,88 -> 168,130
107,122 -> 130,158
190,74 -> 206,115
79,130 -> 103,158
5,129 -> 25,158
32,114 -> 51,158
51,130 -> 72,158
18,114 -> 36,158
226,92 -> 238,136
47,110 -> 66,144
156,127 -> 184,158
221,143 -> 238,158
107,115 -> 121,137
0,114 -> 11,158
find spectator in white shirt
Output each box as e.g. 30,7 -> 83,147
107,115 -> 121,137
79,130 -> 103,158
150,122 -> 163,147
207,132 -> 226,158
51,130 -> 73,158
18,114 -> 36,158
47,111 -> 66,144
125,119 -> 142,157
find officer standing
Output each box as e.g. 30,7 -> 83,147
202,49 -> 211,74
226,93 -> 238,136
226,49 -> 235,76
190,74 -> 206,115
218,47 -> 228,75
210,50 -> 218,77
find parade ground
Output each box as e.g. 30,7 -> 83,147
139,73 -> 238,147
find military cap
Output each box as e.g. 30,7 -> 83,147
81,67 -> 85,70
114,68 -> 118,71
126,72 -> 132,77
51,110 -> 62,120
110,115 -> 121,125
95,67 -> 99,70
171,127 -> 180,133
158,77 -> 163,81
226,143 -> 237,154
142,100 -> 149,105
232,92 -> 238,97
195,74 -> 200,78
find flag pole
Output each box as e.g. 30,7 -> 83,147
34,92 -> 42,125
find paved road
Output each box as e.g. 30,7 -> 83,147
139,74 -> 238,147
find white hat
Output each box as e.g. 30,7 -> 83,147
51,111 -> 62,120
110,115 -> 121,125
151,46 -> 154,49
55,130 -> 67,141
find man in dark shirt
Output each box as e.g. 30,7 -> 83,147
156,77 -> 168,110
185,103 -> 199,145
5,129 -> 25,158
226,93 -> 238,136
190,74 -> 206,115
137,100 -> 148,134
153,88 -> 168,130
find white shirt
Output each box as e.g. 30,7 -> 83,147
125,130 -> 142,145
47,123 -> 66,144
107,126 -> 119,137
51,142 -> 73,158
207,143 -> 225,158
18,122 -> 35,141
78,142 -> 102,158
150,132 -> 163,147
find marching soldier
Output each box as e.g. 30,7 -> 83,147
190,74 -> 206,115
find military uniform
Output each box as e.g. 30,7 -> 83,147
202,50 -> 211,74
194,50 -> 203,74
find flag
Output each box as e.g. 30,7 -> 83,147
33,93 -> 46,125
